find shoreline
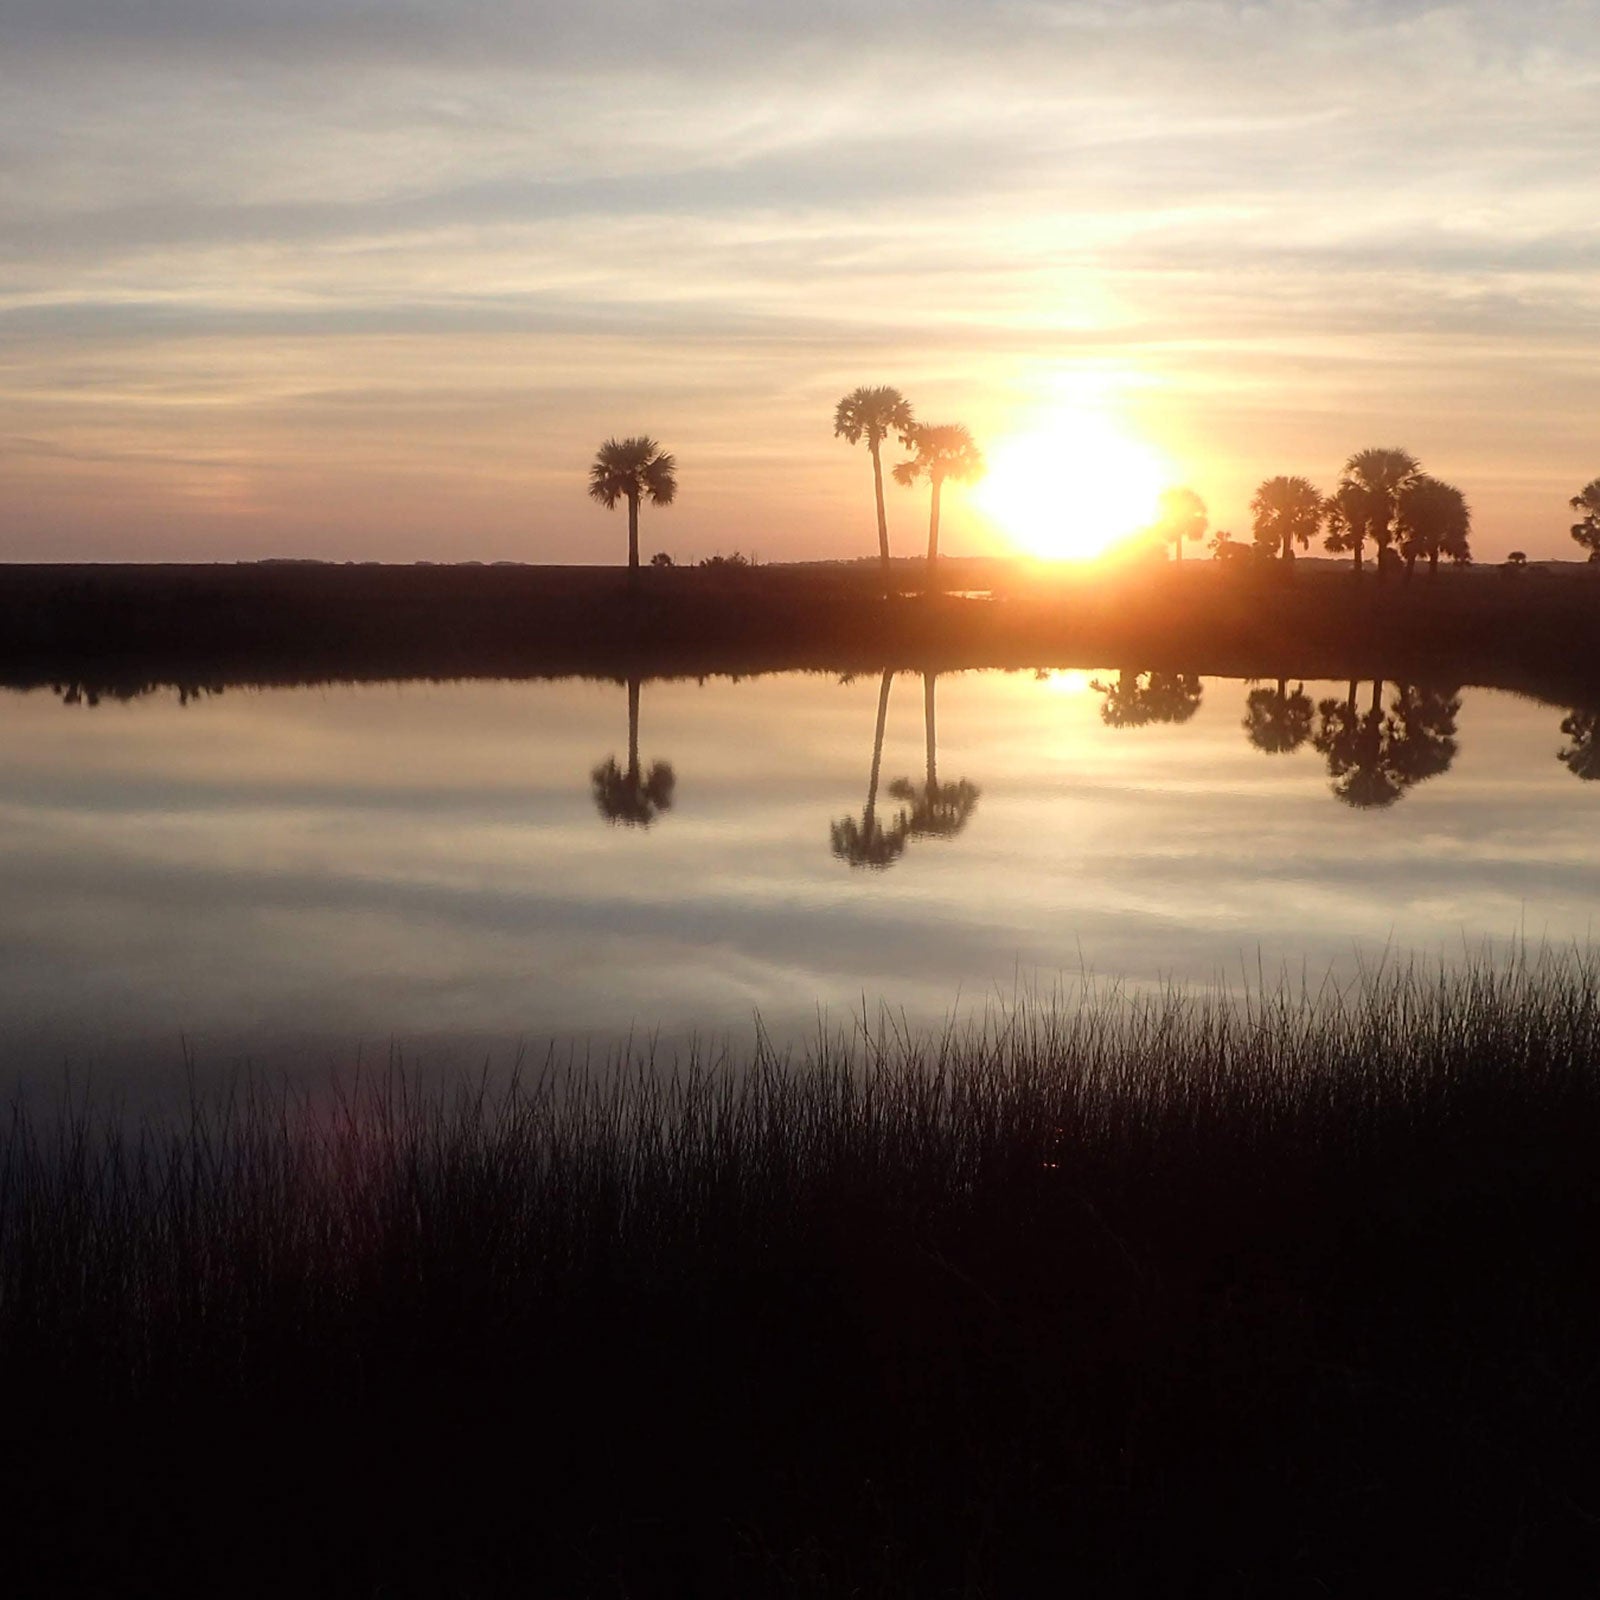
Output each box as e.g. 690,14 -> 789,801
3,556 -> 1599,708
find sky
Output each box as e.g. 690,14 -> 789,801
1,0 -> 1596,565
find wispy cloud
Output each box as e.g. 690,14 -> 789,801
1,1 -> 1594,559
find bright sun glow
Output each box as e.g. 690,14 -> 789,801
975,411 -> 1171,561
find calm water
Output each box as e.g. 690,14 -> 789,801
2,670 -> 1596,1083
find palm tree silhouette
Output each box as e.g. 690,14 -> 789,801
1156,487 -> 1207,562
892,424 -> 985,582
887,673 -> 980,843
1569,479 -> 1600,562
1242,679 -> 1314,754
834,387 -> 915,579
1558,709 -> 1600,780
1329,448 -> 1420,581
591,677 -> 676,827
1322,480 -> 1378,576
831,671 -> 909,869
1091,669 -> 1203,728
1250,477 -> 1323,566
1396,476 -> 1472,577
588,437 -> 677,588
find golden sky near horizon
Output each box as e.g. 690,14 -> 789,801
1,1 -> 1596,564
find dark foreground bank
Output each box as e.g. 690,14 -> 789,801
3,960 -> 1598,1596
4,557 -> 1599,708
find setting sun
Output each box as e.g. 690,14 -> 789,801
975,412 -> 1171,561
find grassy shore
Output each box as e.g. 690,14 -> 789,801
4,957 -> 1599,1595
3,557 -> 1599,710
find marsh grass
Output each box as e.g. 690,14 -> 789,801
3,955 -> 1599,1594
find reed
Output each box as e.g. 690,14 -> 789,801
3,953 -> 1597,1594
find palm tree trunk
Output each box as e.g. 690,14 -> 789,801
927,475 -> 942,578
1352,540 -> 1363,577
1282,534 -> 1294,563
924,673 -> 937,796
1173,532 -> 1182,561
627,493 -> 640,586
870,439 -> 890,576
1370,678 -> 1383,717
1429,550 -> 1439,575
865,670 -> 892,826
1277,678 -> 1287,700
627,677 -> 641,785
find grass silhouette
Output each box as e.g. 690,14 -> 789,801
3,953 -> 1598,1594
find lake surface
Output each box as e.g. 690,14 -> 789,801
3,669 -> 1597,1086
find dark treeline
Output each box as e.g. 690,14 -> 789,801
3,558 -> 1600,709
3,959 -> 1598,1594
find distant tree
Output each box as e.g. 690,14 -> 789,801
1243,680 -> 1314,755
1155,487 -> 1207,562
1396,475 -> 1472,577
1570,479 -> 1600,561
1506,550 -> 1527,568
591,677 -> 676,827
1328,448 -> 1420,580
892,424 -> 985,580
649,551 -> 675,568
1250,476 -> 1324,565
1558,709 -> 1600,780
887,673 -> 980,843
588,437 -> 677,587
831,671 -> 909,868
834,386 -> 915,578
1091,670 -> 1203,728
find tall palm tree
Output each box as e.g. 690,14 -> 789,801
588,437 -> 677,587
1570,478 -> 1600,561
1332,448 -> 1420,581
1155,487 -> 1207,561
1558,709 -> 1600,780
887,673 -> 980,843
834,387 -> 915,577
1250,476 -> 1323,565
831,671 -> 909,869
1396,476 -> 1471,577
892,423 -> 985,581
1242,679 -> 1314,754
591,677 -> 676,827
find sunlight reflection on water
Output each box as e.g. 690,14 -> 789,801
0,669 -> 1595,1085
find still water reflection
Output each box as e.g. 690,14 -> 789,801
2,670 -> 1596,1081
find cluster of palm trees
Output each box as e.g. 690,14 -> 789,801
588,418 -> 1594,580
832,387 -> 984,578
1215,448 -> 1473,577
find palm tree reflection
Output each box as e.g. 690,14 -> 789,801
591,676 -> 676,827
887,672 -> 980,843
1558,709 -> 1600,780
831,671 -> 909,869
1091,670 -> 1203,729
1242,679 -> 1314,755
1311,680 -> 1459,809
